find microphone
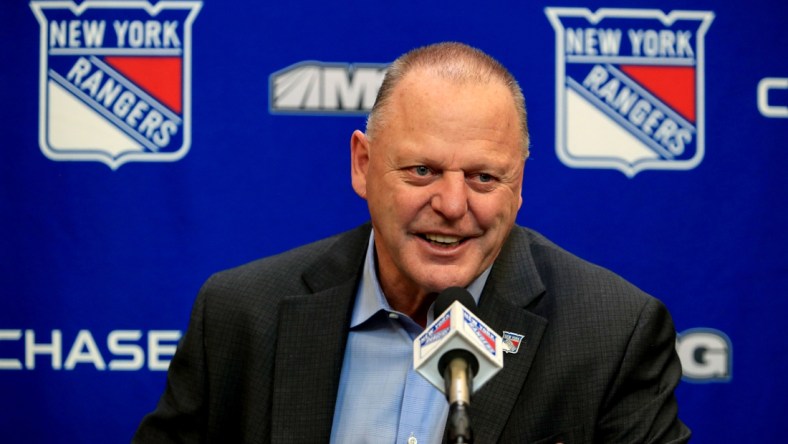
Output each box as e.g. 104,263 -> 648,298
413,287 -> 503,443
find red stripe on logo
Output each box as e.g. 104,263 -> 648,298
620,65 -> 696,123
104,56 -> 183,114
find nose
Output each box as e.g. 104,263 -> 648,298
430,172 -> 468,220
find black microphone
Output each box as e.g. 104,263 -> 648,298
434,287 -> 478,444
414,287 -> 503,444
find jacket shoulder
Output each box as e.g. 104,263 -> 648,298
516,226 -> 650,300
499,226 -> 661,329
198,224 -> 370,314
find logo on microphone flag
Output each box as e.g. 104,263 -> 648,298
545,8 -> 714,177
30,1 -> 202,169
419,311 -> 452,350
464,309 -> 497,357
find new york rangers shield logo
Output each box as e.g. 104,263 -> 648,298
545,8 -> 714,177
502,331 -> 524,354
30,1 -> 201,169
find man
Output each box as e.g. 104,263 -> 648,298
135,42 -> 690,443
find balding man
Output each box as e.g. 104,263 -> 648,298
135,42 -> 690,443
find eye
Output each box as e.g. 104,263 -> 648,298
478,173 -> 493,183
470,172 -> 496,183
467,172 -> 499,192
413,166 -> 431,176
403,165 -> 437,185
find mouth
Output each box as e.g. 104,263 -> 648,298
419,233 -> 464,247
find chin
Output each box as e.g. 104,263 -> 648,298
418,273 -> 474,293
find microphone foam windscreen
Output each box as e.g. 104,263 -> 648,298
434,287 -> 477,316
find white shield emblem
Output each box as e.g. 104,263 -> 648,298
30,1 -> 202,169
502,331 -> 525,354
545,8 -> 714,177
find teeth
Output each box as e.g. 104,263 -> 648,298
425,233 -> 461,244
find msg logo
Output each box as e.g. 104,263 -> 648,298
269,61 -> 387,115
676,328 -> 732,383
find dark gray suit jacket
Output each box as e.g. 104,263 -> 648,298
134,223 -> 690,443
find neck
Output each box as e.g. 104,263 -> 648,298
384,287 -> 437,328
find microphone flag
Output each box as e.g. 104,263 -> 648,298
413,298 -> 503,393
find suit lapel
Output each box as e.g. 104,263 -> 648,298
469,227 -> 549,443
270,226 -> 370,442
270,282 -> 357,441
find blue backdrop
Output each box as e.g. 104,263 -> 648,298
1,0 -> 786,442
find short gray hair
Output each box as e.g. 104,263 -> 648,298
366,42 -> 529,158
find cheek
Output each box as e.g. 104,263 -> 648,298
471,195 -> 519,228
368,182 -> 424,229
391,186 -> 431,217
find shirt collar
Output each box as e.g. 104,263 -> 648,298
351,230 -> 492,329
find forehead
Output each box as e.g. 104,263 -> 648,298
379,70 -> 523,159
394,69 -> 514,113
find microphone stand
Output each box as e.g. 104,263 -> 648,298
441,351 -> 476,443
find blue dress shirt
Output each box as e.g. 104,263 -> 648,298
330,231 -> 489,444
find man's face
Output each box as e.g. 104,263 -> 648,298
351,70 -> 525,299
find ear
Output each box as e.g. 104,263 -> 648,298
350,130 -> 371,200
517,161 -> 525,210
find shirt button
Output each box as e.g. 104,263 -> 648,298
407,433 -> 417,444
389,312 -> 400,319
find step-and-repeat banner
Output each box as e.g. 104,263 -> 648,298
2,0 -> 786,442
